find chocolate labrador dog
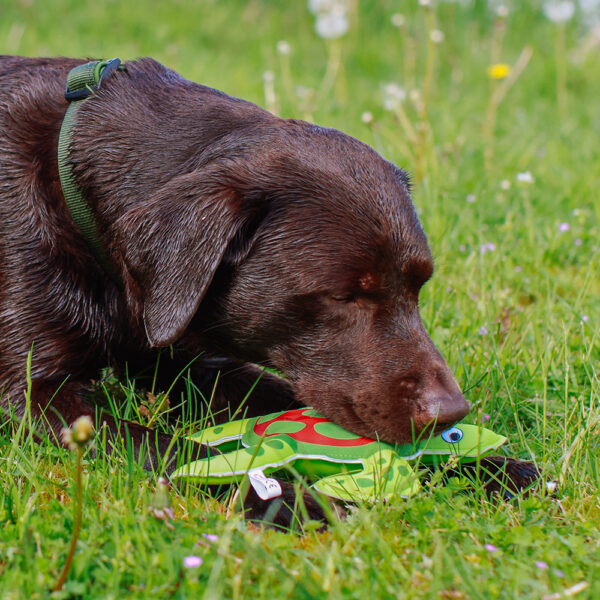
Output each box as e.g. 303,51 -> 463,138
0,56 -> 538,525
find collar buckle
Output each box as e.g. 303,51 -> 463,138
64,58 -> 122,101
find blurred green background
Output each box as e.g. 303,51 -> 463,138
2,0 -> 598,228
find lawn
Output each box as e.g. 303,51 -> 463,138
0,0 -> 599,598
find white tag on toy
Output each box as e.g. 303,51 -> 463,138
248,469 -> 282,500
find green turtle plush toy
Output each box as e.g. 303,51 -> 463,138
172,408 -> 506,503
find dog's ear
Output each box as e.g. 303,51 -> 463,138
119,169 -> 257,347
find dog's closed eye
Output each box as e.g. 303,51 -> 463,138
328,293 -> 357,303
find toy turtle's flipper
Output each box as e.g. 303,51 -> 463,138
313,451 -> 421,502
171,437 -> 297,484
187,417 -> 256,449
396,424 -> 507,464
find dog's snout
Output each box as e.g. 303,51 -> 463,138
414,370 -> 470,431
417,392 -> 470,431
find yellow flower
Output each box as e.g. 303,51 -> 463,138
486,63 -> 511,79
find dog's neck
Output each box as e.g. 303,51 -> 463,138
58,59 -> 124,286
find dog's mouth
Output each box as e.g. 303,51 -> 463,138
312,396 -> 415,445
326,397 -> 458,446
294,391 -> 377,440
333,397 -> 375,437
293,384 -> 463,445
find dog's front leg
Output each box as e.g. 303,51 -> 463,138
443,455 -> 542,499
188,358 -> 303,421
1,377 -> 201,472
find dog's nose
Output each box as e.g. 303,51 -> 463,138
421,393 -> 470,429
414,378 -> 470,431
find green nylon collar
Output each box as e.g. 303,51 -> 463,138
57,58 -> 123,287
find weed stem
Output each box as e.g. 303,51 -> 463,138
555,23 -> 568,117
54,446 -> 83,592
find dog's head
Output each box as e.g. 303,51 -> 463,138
119,120 -> 469,444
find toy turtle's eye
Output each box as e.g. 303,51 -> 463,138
441,427 -> 463,443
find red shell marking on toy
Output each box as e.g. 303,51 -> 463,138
252,408 -> 374,447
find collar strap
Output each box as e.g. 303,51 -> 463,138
57,59 -> 123,287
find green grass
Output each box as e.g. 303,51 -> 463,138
1,0 -> 599,598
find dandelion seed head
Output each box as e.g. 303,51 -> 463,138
543,1 -> 575,23
580,0 -> 600,14
516,171 -> 535,184
295,85 -> 312,99
276,40 -> 292,56
430,29 -> 445,43
308,0 -> 348,15
580,0 -> 600,26
308,0 -> 326,13
361,111 -> 374,124
466,194 -> 476,203
500,179 -> 511,190
391,13 -> 405,27
382,83 -> 406,110
309,0 -> 350,38
315,12 -> 349,39
496,5 -> 509,18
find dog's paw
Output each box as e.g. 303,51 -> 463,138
240,480 -> 337,531
454,455 -> 542,500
